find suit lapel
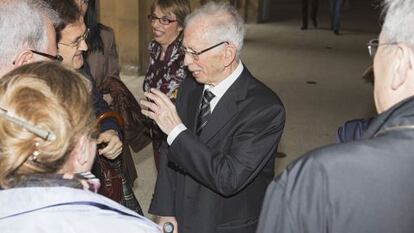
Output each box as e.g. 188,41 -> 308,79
199,68 -> 251,142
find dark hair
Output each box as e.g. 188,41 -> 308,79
84,0 -> 104,53
41,0 -> 81,42
151,0 -> 191,28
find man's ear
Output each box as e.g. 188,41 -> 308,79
13,50 -> 34,67
223,43 -> 236,67
391,43 -> 414,90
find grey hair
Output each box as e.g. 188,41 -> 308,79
381,0 -> 414,47
0,0 -> 60,68
184,1 -> 245,57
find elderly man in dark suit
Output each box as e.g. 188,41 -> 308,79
140,2 -> 285,233
256,0 -> 414,232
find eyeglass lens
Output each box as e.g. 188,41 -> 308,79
147,14 -> 176,25
367,39 -> 378,58
180,41 -> 228,60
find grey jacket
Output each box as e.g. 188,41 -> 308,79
257,96 -> 414,233
0,181 -> 160,233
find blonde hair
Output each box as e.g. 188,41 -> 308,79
0,61 -> 96,188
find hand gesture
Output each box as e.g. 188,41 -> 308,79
140,88 -> 182,135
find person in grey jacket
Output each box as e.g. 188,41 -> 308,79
256,0 -> 414,232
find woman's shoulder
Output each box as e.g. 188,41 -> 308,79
98,24 -> 115,40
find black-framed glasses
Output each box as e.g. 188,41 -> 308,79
147,14 -> 177,25
12,50 -> 62,65
180,41 -> 229,61
31,50 -> 63,62
367,38 -> 397,58
82,0 -> 89,4
59,28 -> 90,48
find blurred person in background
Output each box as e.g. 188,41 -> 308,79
301,0 -> 318,30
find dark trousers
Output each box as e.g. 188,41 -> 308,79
302,0 -> 318,27
329,0 -> 343,31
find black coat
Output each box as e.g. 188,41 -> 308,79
149,66 -> 285,233
257,96 -> 414,233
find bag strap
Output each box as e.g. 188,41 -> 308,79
0,201 -> 141,220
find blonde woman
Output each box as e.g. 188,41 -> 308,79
0,62 -> 159,233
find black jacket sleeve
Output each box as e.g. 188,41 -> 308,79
81,63 -> 121,135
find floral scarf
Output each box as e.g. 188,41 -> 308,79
143,33 -> 188,101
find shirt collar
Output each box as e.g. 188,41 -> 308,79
205,61 -> 243,98
204,61 -> 243,112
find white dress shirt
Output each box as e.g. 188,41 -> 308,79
167,61 -> 243,145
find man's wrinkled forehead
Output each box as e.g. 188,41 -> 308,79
184,19 -> 211,46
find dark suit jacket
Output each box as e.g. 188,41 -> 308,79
256,96 -> 414,233
149,66 -> 285,233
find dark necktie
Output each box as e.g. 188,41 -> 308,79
196,89 -> 215,135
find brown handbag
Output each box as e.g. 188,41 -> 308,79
93,111 -> 124,203
92,150 -> 123,203
94,111 -> 143,214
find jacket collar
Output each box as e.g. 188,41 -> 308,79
363,96 -> 414,139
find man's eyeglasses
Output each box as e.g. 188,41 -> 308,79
367,38 -> 397,58
147,14 -> 177,25
31,50 -> 63,62
12,50 -> 62,65
180,41 -> 229,61
59,28 -> 90,48
82,0 -> 89,4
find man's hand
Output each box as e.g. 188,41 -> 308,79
97,129 -> 122,159
156,216 -> 178,233
140,88 -> 182,135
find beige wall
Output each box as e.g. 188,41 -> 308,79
99,0 -> 140,74
98,0 -> 260,75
